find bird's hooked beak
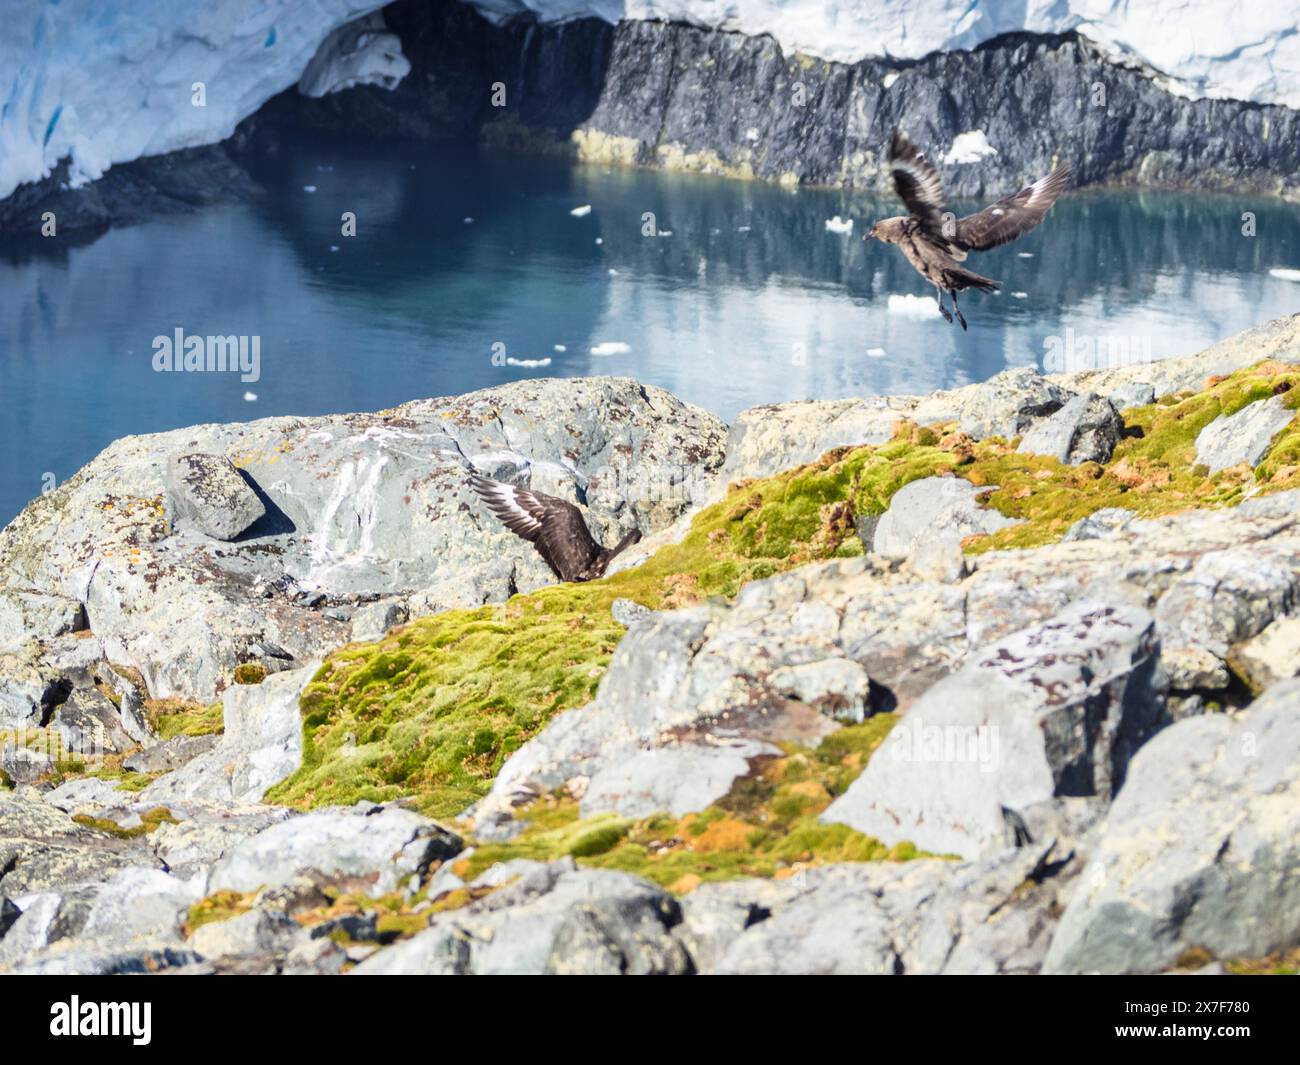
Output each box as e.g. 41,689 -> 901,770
864,223 -> 879,242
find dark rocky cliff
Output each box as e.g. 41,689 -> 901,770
4,0 -> 1298,234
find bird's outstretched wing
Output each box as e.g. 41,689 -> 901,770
888,130 -> 948,233
955,162 -> 1072,251
469,473 -> 598,581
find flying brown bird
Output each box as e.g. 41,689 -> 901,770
867,130 -> 1071,329
469,473 -> 642,582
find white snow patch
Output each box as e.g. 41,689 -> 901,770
866,347 -> 887,358
887,294 -> 942,319
296,11 -> 409,97
1269,268 -> 1300,282
570,204 -> 593,217
881,72 -> 900,89
824,215 -> 854,234
942,130 -> 998,164
590,341 -> 631,356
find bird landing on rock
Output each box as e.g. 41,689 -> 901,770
867,130 -> 1071,330
469,473 -> 642,583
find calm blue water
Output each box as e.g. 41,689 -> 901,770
2,137 -> 1299,525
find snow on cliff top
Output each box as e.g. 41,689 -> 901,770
1,0 -> 1297,203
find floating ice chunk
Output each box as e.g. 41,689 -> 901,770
1269,267 -> 1300,282
825,216 -> 854,234
243,391 -> 258,402
570,204 -> 593,217
737,226 -> 752,233
1011,291 -> 1028,299
866,347 -> 886,358
608,268 -> 618,276
942,130 -> 998,165
595,237 -> 603,245
887,294 -> 942,319
463,217 -> 474,224
506,357 -> 552,368
553,344 -> 567,352
658,230 -> 673,236
1018,252 -> 1034,258
303,185 -> 318,193
329,245 -> 339,251
590,342 -> 630,357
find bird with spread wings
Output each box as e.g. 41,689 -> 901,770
469,473 -> 642,583
866,130 -> 1071,329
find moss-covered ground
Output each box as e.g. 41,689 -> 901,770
267,362 -> 1299,831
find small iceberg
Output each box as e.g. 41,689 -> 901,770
1011,291 -> 1028,299
553,344 -> 567,352
590,341 -> 630,357
886,294 -> 942,319
1017,252 -> 1034,259
942,130 -> 998,165
825,216 -> 854,235
302,185 -> 318,193
570,204 -> 592,217
506,357 -> 552,368
1269,267 -> 1300,282
243,391 -> 258,402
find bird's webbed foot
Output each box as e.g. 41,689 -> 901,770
935,289 -> 954,324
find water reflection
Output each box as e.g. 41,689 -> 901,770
1,136 -> 1297,524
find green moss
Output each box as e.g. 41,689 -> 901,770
71,806 -> 178,839
184,889 -> 256,935
452,713 -> 931,890
233,663 -> 268,685
145,698 -> 224,741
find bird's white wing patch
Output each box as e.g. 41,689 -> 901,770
476,480 -> 544,533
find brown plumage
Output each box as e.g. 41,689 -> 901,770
469,473 -> 642,582
867,130 -> 1071,329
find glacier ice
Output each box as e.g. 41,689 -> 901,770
0,0 -> 397,200
297,10 -> 410,97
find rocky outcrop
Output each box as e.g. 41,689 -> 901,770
0,377 -> 725,703
1194,394 -> 1296,473
255,3 -> 1300,202
1043,679 -> 1300,974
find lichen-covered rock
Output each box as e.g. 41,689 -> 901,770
354,860 -> 689,975
0,377 -> 725,702
206,802 -> 462,897
872,476 -> 1019,560
1194,393 -> 1295,473
1017,392 -> 1122,465
821,600 -> 1166,859
1232,615 -> 1300,692
948,367 -> 1069,441
139,665 -> 315,805
1044,679 -> 1300,974
165,452 -> 267,541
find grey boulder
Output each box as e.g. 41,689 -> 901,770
1193,394 -> 1294,474
1017,392 -> 1122,465
821,599 -> 1166,859
165,452 -> 266,541
1044,678 -> 1300,974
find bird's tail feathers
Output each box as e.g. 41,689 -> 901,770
947,265 -> 1000,293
